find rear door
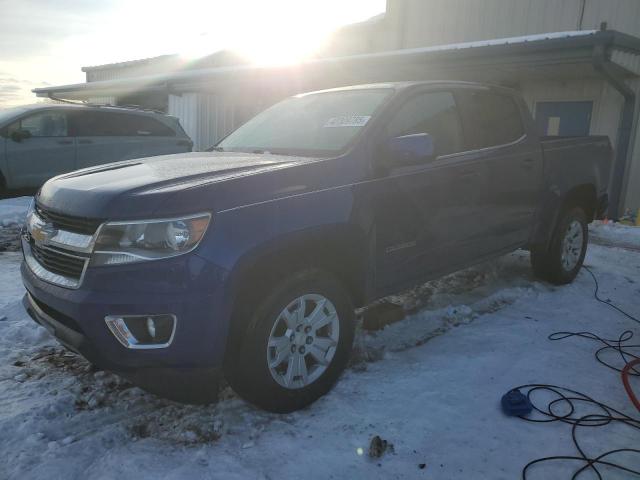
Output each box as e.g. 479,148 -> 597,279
454,89 -> 543,250
72,110 -> 189,169
5,109 -> 76,188
371,89 -> 487,293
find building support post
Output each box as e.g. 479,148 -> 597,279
593,44 -> 636,220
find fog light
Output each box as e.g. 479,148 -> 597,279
105,314 -> 176,349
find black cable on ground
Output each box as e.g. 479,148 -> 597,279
512,384 -> 640,480
509,265 -> 640,479
582,265 -> 640,325
549,330 -> 640,376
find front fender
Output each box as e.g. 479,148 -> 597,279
197,184 -> 371,305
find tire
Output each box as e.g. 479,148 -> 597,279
530,206 -> 588,285
226,269 -> 355,413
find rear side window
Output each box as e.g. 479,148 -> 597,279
12,111 -> 68,137
70,111 -> 175,137
455,91 -> 524,149
386,91 -> 464,157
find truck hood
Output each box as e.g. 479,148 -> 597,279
37,152 -> 315,219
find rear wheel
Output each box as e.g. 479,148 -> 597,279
531,206 -> 588,285
226,269 -> 354,413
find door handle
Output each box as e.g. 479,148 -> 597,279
522,158 -> 534,169
77,139 -> 93,145
57,139 -> 73,145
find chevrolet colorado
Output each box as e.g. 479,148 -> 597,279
21,82 -> 612,412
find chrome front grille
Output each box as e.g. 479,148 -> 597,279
23,206 -> 98,289
23,237 -> 89,289
31,243 -> 86,279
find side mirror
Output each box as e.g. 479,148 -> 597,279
10,129 -> 31,142
384,133 -> 435,166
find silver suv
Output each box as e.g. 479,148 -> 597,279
0,104 -> 193,193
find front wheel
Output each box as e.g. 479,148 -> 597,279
531,206 -> 588,285
226,269 -> 355,413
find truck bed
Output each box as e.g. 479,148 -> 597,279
540,135 -> 612,212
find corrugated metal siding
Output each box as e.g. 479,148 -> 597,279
398,0 -> 583,49
86,96 -> 117,105
394,0 -> 640,50
622,78 -> 640,212
168,93 -> 236,151
582,0 -> 640,37
168,93 -> 199,145
612,49 -> 640,76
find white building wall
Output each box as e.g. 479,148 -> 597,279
520,78 -> 640,211
520,78 -> 618,142
168,93 -> 198,142
86,96 -> 117,105
168,93 -> 236,151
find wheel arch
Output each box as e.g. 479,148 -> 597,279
223,225 -> 370,367
561,183 -> 598,221
529,183 -> 598,252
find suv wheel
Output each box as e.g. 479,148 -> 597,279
227,269 -> 354,413
531,206 -> 588,285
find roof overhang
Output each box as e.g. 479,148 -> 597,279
33,29 -> 640,101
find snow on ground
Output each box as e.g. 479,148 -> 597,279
0,196 -> 31,226
0,196 -> 639,480
590,219 -> 640,251
0,196 -> 30,253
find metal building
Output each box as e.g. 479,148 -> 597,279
33,0 -> 640,218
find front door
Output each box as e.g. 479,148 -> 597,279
369,90 -> 486,295
6,110 -> 76,188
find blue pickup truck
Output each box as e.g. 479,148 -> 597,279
21,82 -> 612,412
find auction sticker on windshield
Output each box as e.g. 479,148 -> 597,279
324,115 -> 371,128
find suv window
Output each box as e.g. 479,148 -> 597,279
455,90 -> 524,149
70,111 -> 175,137
11,111 -> 68,137
386,91 -> 464,157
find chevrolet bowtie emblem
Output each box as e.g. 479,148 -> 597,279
27,213 -> 57,245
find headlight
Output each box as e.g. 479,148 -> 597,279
91,213 -> 211,266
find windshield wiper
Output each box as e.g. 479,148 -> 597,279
205,146 -> 225,152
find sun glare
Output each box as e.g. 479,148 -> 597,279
175,0 -> 386,66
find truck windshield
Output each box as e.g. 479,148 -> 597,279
217,89 -> 392,156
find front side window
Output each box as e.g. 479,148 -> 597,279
456,90 -> 524,149
386,91 -> 464,157
13,111 -> 68,137
0,107 -> 26,126
217,89 -> 393,156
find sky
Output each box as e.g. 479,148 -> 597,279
0,0 -> 386,107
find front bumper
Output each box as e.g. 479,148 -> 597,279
21,252 -> 232,401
